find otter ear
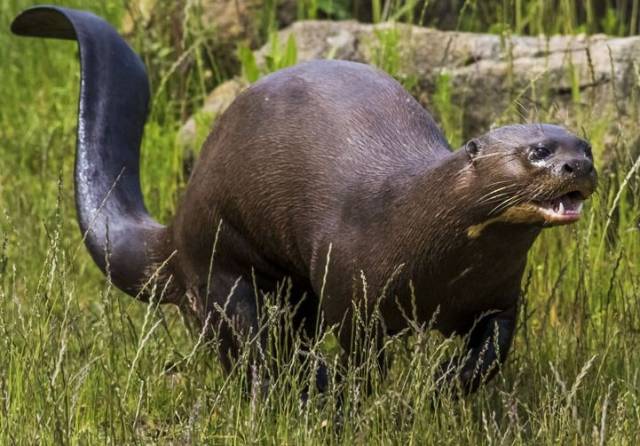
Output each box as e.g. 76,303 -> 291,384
465,139 -> 480,162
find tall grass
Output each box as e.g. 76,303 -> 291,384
342,0 -> 640,36
1,0 -> 639,443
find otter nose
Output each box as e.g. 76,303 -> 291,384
558,158 -> 594,177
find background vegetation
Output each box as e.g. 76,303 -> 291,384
1,0 -> 639,443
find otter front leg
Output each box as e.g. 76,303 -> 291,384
437,305 -> 516,394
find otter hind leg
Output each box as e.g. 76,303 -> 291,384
200,272 -> 330,397
196,273 -> 262,379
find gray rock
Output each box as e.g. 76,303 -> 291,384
271,22 -> 639,134
180,20 -> 640,161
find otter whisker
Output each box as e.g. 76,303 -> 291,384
478,190 -> 518,206
490,192 -> 529,215
467,184 -> 519,206
477,185 -> 517,202
479,180 -> 515,191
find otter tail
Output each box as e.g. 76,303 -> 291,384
11,6 -> 170,299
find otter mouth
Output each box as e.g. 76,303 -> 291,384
467,189 -> 591,238
530,190 -> 586,225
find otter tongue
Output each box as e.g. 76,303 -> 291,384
552,195 -> 584,216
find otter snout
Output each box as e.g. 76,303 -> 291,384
558,158 -> 594,177
553,155 -> 598,198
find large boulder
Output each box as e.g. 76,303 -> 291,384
268,21 -> 640,134
181,20 -> 640,163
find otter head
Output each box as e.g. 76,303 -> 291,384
464,124 -> 597,227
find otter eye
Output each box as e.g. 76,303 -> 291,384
529,144 -> 551,161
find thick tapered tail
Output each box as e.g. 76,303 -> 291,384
12,6 -> 168,299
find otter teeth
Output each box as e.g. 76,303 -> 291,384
560,196 -> 583,215
543,194 -> 584,220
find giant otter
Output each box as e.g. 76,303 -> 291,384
12,6 -> 597,394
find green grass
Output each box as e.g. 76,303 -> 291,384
1,0 -> 640,443
302,0 -> 640,36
